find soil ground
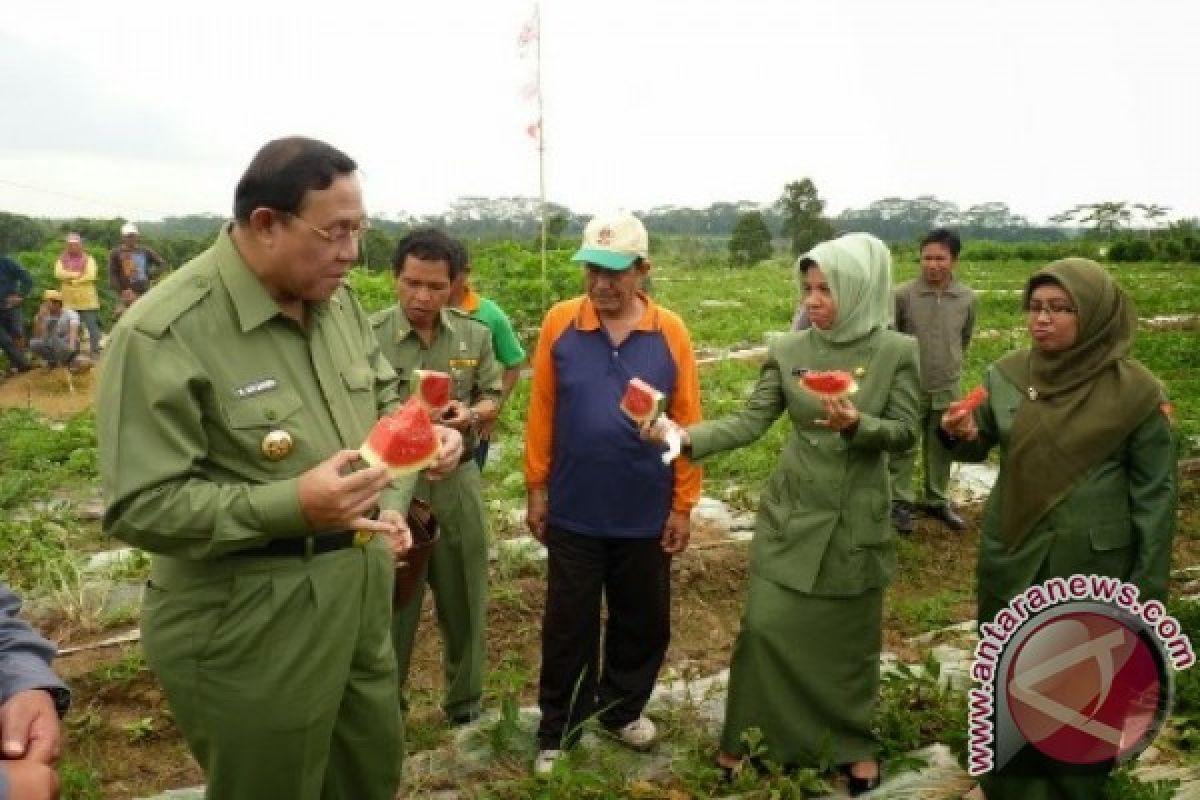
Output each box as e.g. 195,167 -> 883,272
9,369 -> 1196,799
46,491 -> 1199,799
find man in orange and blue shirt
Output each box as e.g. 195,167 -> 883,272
524,210 -> 702,774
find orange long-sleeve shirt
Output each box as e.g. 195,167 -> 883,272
524,293 -> 702,533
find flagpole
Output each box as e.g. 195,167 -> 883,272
535,2 -> 547,312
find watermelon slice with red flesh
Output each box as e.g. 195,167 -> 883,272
946,385 -> 988,416
621,377 -> 666,427
410,369 -> 452,418
360,396 -> 440,477
798,369 -> 859,400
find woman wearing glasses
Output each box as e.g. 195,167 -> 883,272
941,258 -> 1177,800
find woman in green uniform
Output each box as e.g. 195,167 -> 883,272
941,258 -> 1177,800
656,232 -> 920,794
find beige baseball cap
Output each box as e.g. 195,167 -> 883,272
571,210 -> 648,271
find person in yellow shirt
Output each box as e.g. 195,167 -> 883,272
54,232 -> 102,358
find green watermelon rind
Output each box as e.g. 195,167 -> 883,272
359,441 -> 439,478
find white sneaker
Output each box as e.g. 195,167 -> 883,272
611,716 -> 657,751
533,748 -> 564,776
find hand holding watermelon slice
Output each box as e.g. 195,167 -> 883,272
641,416 -> 686,465
940,385 -> 986,441
946,385 -> 988,417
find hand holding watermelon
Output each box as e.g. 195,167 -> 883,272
947,385 -> 988,417
643,416 -> 687,465
940,386 -> 986,441
297,449 -> 397,534
376,508 -> 413,560
813,396 -> 861,434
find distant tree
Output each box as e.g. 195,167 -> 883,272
777,179 -> 834,256
728,211 -> 773,266
1050,202 -> 1133,238
0,212 -> 45,253
1133,203 -> 1171,230
360,226 -> 396,272
543,212 -> 570,249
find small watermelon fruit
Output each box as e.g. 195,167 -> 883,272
798,369 -> 859,400
620,377 -> 666,428
410,369 -> 453,418
947,385 -> 988,416
360,396 -> 440,477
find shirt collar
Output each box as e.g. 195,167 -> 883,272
574,291 -> 660,332
216,225 -> 332,333
916,274 -> 963,296
391,305 -> 455,342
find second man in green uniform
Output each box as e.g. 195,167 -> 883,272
372,228 -> 503,725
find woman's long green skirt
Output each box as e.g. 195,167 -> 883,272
719,577 -> 883,766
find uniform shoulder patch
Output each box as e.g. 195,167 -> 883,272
132,275 -> 212,338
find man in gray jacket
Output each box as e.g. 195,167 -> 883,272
890,228 -> 976,533
1,583 -> 70,800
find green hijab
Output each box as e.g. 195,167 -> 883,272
798,232 -> 893,344
994,258 -> 1163,551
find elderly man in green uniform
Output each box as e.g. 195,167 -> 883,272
371,227 -> 503,726
98,137 -> 462,800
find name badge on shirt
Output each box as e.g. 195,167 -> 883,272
233,378 -> 279,399
448,358 -> 478,368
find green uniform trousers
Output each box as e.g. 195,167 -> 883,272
141,542 -> 401,800
392,460 -> 490,719
889,389 -> 954,508
720,578 -> 882,766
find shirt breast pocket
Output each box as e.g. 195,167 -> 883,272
221,390 -> 306,472
341,364 -> 377,420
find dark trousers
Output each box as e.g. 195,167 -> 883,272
536,526 -> 671,749
0,306 -> 28,370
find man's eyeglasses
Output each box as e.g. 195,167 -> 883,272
287,214 -> 371,243
1026,302 -> 1077,317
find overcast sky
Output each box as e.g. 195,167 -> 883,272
1,0 -> 1197,224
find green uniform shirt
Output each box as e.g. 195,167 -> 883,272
99,227 -> 413,559
947,365 -> 1177,618
688,329 -> 920,597
370,305 -> 503,457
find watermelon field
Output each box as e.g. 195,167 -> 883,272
0,246 -> 1197,798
